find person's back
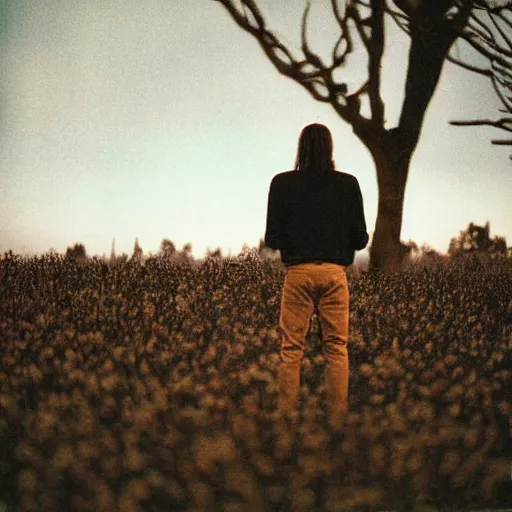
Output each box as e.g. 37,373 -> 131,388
265,123 -> 368,432
265,168 -> 368,266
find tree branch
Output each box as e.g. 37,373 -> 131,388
348,2 -> 372,51
390,0 -> 413,17
330,0 -> 354,64
446,51 -> 493,76
368,0 -> 385,126
450,117 -> 512,154
450,117 -> 512,133
458,18 -> 512,70
469,9 -> 498,43
301,2 -> 327,71
487,10 -> 512,50
490,72 -> 512,112
214,0 -> 370,130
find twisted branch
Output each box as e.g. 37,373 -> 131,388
214,0 -> 378,130
450,117 -> 512,132
213,0 -> 511,155
450,117 -> 512,152
368,0 -> 385,125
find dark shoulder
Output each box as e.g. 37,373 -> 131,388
333,171 -> 363,194
269,170 -> 296,188
271,170 -> 360,188
333,170 -> 359,184
272,170 -> 351,179
271,170 -> 296,181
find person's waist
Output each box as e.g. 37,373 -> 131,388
284,258 -> 347,267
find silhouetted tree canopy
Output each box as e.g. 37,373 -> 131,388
160,238 -> 177,260
65,243 -> 87,262
448,221 -> 509,257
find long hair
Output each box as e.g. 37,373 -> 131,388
294,123 -> 335,172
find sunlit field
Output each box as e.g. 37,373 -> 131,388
0,249 -> 511,512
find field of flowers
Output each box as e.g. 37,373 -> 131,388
0,249 -> 511,512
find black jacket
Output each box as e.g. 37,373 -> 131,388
264,169 -> 369,267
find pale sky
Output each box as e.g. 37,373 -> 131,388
1,0 -> 511,260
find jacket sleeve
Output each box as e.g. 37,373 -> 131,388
264,177 -> 282,251
351,177 -> 369,250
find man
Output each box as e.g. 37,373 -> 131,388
264,123 -> 369,430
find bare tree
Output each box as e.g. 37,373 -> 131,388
212,0 -> 505,271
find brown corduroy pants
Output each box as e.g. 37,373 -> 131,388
277,262 -> 349,429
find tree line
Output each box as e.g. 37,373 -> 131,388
50,221 -> 512,266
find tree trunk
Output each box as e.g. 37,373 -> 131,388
368,131 -> 414,272
358,8 -> 467,272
